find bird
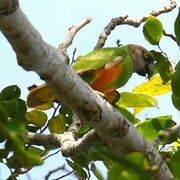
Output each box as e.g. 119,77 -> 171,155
27,44 -> 154,107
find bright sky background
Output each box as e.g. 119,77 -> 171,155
0,0 -> 179,179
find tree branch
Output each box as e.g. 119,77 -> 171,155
26,129 -> 101,156
0,1 -> 175,179
153,123 -> 180,146
94,0 -> 177,49
58,18 -> 92,53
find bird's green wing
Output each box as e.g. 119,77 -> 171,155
72,45 -> 130,73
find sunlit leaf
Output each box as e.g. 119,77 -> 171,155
116,92 -> 158,108
172,140 -> 180,147
174,7 -> 180,46
48,114 -> 66,134
133,76 -> 171,96
136,115 -> 176,141
0,85 -> 21,101
151,51 -> 173,84
133,107 -> 145,116
143,16 -> 163,45
26,110 -> 47,128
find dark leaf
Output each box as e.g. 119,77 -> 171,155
151,51 -> 173,84
171,61 -> 180,110
0,85 -> 21,101
174,7 -> 180,46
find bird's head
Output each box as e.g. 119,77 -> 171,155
128,44 -> 155,78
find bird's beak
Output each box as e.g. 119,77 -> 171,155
146,62 -> 154,79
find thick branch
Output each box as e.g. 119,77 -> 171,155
0,1 -> 175,179
94,0 -> 177,49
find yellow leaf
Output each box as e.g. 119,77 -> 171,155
133,76 -> 171,96
33,102 -> 54,110
133,107 -> 146,115
172,141 -> 180,147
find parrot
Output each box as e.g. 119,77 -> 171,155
27,44 -> 154,107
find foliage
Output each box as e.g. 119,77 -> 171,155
0,3 -> 180,180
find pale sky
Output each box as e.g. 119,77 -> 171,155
0,0 -> 179,179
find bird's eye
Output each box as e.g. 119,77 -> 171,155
143,52 -> 149,59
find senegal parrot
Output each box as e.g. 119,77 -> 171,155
27,44 -> 154,107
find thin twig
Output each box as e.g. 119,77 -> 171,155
45,166 -> 66,180
157,44 -> 169,59
163,30 -> 177,43
94,0 -> 177,49
43,149 -> 61,160
59,18 -> 92,53
53,170 -> 75,180
40,103 -> 60,133
71,48 -> 77,64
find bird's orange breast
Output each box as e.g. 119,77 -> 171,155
91,65 -> 123,94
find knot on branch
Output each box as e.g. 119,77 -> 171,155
0,0 -> 19,16
111,119 -> 131,138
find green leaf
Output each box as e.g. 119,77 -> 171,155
170,150 -> 180,178
59,106 -> 73,125
27,146 -> 44,156
78,124 -> 92,137
7,151 -> 43,169
174,8 -> 180,46
143,16 -> 163,45
100,150 -> 150,179
48,114 -> 66,133
0,100 -> 19,119
108,163 -> 122,180
33,102 -> 54,110
172,94 -> 180,111
91,163 -> 104,180
0,103 -> 9,122
0,149 -> 9,159
136,115 -> 176,141
171,61 -> 180,97
26,110 -> 47,128
151,51 -> 173,84
116,92 -> 158,108
116,106 -> 140,124
0,85 -> 21,101
66,159 -> 87,178
171,61 -> 180,111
